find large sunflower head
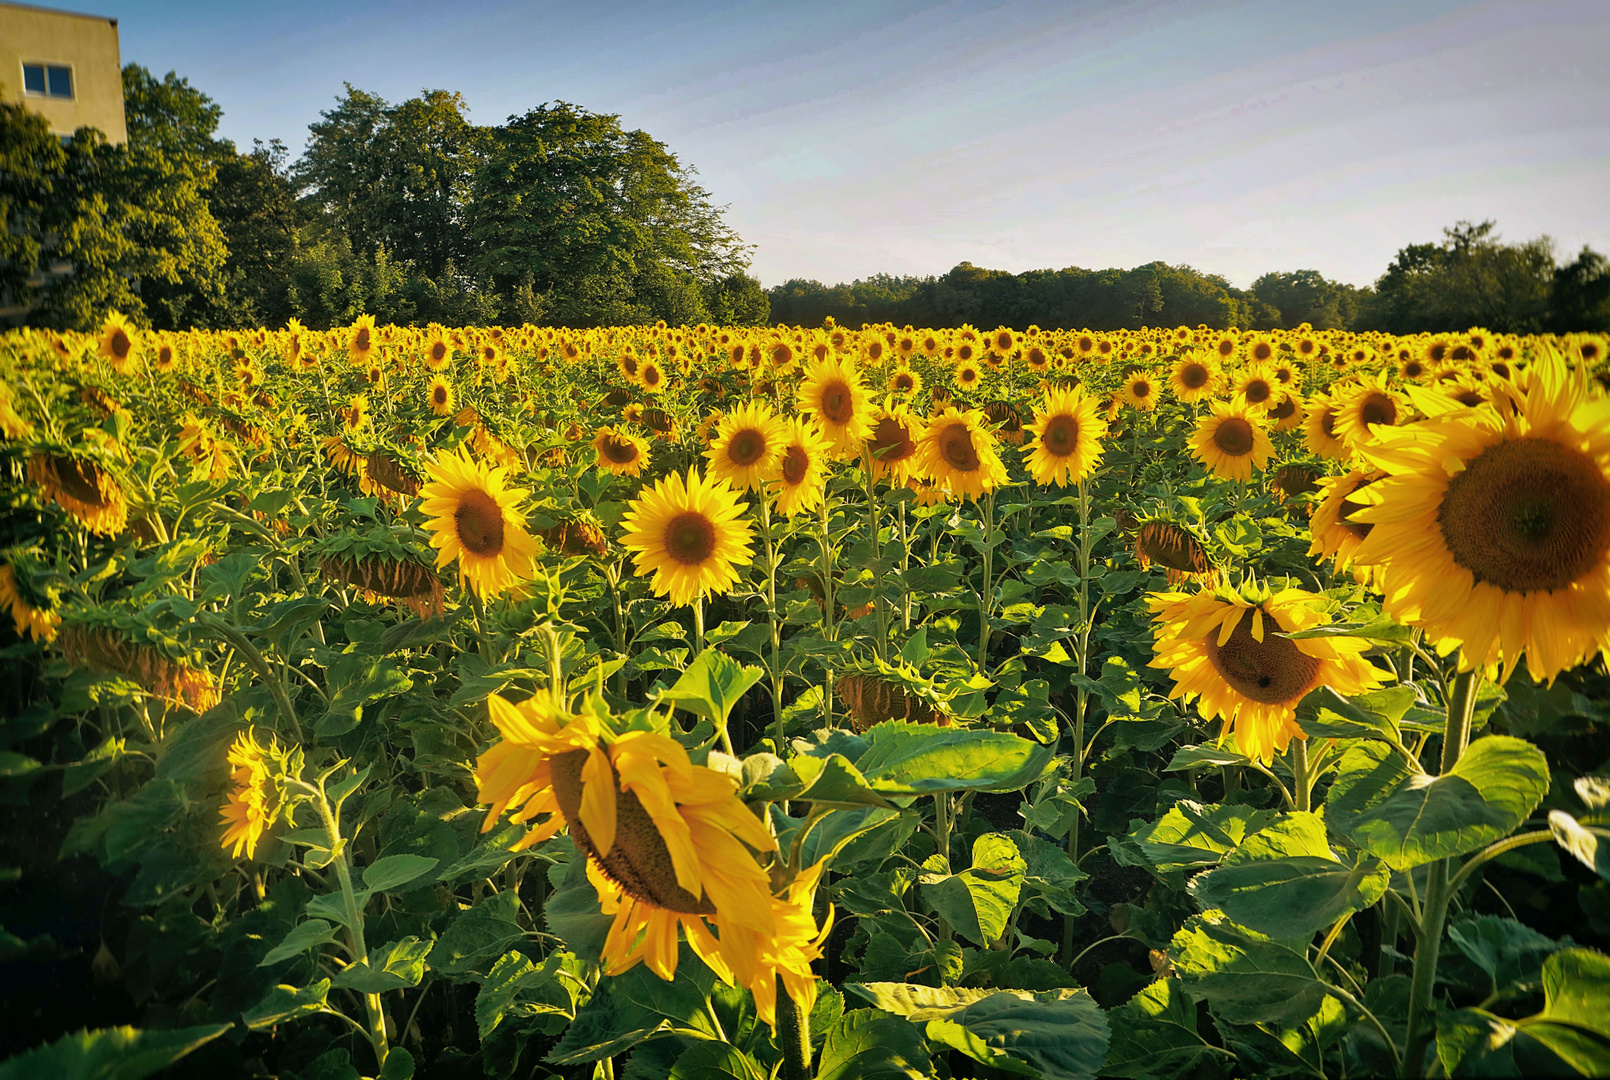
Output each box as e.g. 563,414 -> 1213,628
1350,350 -> 1610,682
418,448 -> 538,600
620,469 -> 755,606
797,356 -> 874,459
592,427 -> 651,477
917,407 -> 1008,501
1147,582 -> 1385,763
773,417 -> 832,518
705,399 -> 787,491
865,399 -> 927,484
1187,400 -> 1274,483
1022,385 -> 1107,488
27,451 -> 128,536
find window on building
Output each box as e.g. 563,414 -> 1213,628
22,64 -> 74,99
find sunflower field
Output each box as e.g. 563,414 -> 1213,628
1,314 -> 1609,1080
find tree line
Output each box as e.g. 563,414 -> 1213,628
769,224 -> 1610,335
3,68 -> 770,331
4,65 -> 1607,335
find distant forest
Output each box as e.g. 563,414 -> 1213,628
767,221 -> 1610,335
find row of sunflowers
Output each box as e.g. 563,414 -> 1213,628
0,313 -> 1607,1079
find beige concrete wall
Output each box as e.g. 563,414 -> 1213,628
0,2 -> 126,143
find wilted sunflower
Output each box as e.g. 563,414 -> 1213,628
773,418 -> 832,518
475,691 -> 777,980
705,400 -> 787,491
28,452 -> 128,536
1302,393 -> 1349,459
1187,400 -> 1273,482
918,407 -> 1008,501
418,448 -> 538,601
888,365 -> 923,398
1147,584 -> 1385,763
1135,520 -> 1213,583
865,400 -> 927,485
1022,385 -> 1106,487
1122,371 -> 1160,411
592,427 -> 650,477
1332,375 -> 1407,448
97,311 -> 140,374
1307,469 -> 1383,580
620,469 -> 754,606
220,728 -> 277,860
1170,352 -> 1221,402
427,375 -> 454,416
798,356 -> 873,458
1349,352 -> 1610,682
715,859 -> 833,1031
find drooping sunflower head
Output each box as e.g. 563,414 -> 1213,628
1135,519 -> 1213,583
619,468 -> 755,607
1349,352 -> 1610,682
1269,462 -> 1321,501
27,451 -> 128,536
1187,400 -> 1274,483
705,399 -> 787,491
417,447 -> 538,601
917,407 -> 1008,501
1147,582 -> 1385,763
592,427 -> 650,477
1267,390 -> 1305,431
797,356 -> 874,459
1022,385 -> 1107,488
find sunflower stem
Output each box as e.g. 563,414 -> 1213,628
310,780 -> 390,1073
542,622 -> 565,705
761,496 -> 786,752
693,596 -> 706,659
898,498 -> 911,631
817,493 -> 836,728
1400,667 -> 1478,1078
935,792 -> 953,946
977,487 -> 995,670
776,975 -> 813,1080
1062,478 -> 1092,967
863,452 -> 888,662
1291,738 -> 1311,813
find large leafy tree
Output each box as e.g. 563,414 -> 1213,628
1364,220 -> 1557,334
1249,269 -> 1367,330
468,101 -> 751,326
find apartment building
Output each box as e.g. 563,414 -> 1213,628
1,0 -> 126,143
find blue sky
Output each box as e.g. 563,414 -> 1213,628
102,0 -> 1610,289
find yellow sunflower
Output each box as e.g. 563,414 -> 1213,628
714,859 -> 833,1031
888,365 -> 923,398
620,469 -> 755,606
865,399 -> 927,485
1231,363 -> 1280,416
1308,469 -> 1384,582
427,376 -> 455,417
220,728 -> 277,860
1302,393 -> 1349,460
1188,400 -> 1274,482
27,452 -> 128,536
955,361 -> 983,394
97,311 -> 140,374
1148,584 -> 1385,763
592,427 -> 650,477
1349,351 -> 1610,682
1243,336 -> 1276,366
797,356 -> 874,459
347,314 -> 377,366
1122,371 -> 1160,411
1170,352 -> 1221,403
640,360 -> 668,395
0,564 -> 58,642
917,407 -> 1008,501
1331,374 -> 1407,448
705,400 -> 788,491
423,331 -> 453,372
1022,385 -> 1106,488
475,691 -> 777,980
1266,390 -> 1304,431
774,418 -> 832,518
418,448 -> 538,601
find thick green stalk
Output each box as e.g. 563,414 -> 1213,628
935,791 -> 953,945
817,495 -> 836,727
776,975 -> 812,1080
977,488 -> 995,669
761,497 -> 786,751
1400,668 -> 1478,1078
864,456 -> 888,661
1062,480 -> 1092,965
1291,738 -> 1311,813
313,789 -> 389,1072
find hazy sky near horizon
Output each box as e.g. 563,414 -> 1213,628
103,0 -> 1610,289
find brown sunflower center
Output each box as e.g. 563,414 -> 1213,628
550,750 -> 713,914
1269,396 -> 1297,421
869,417 -> 915,464
726,427 -> 768,467
1243,379 -> 1271,405
1205,611 -> 1322,705
355,329 -> 370,351
55,456 -> 108,505
819,380 -> 855,424
1182,363 -> 1209,388
1403,360 -> 1424,378
1437,437 -> 1610,593
431,343 -> 447,362
1320,409 -> 1338,438
1217,340 -> 1234,357
1041,413 -> 1079,457
1212,417 -> 1255,456
1358,392 -> 1397,427
1132,380 -> 1152,398
600,437 -> 639,465
893,372 -> 916,393
664,511 -> 717,565
110,330 -> 131,359
454,490 -> 506,556
782,444 -> 809,485
433,385 -> 449,405
1252,343 -> 1272,361
937,422 -> 981,472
